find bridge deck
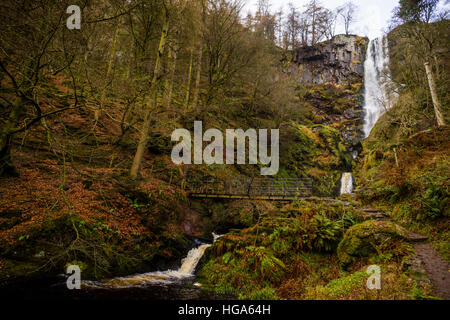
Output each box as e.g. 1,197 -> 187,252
189,193 -> 309,201
186,177 -> 313,200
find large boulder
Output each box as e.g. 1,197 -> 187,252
337,220 -> 408,268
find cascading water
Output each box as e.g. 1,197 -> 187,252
362,36 -> 396,138
15,234 -> 231,300
340,172 -> 353,195
84,236 -> 221,289
340,36 -> 395,195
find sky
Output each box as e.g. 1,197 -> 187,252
244,0 -> 450,40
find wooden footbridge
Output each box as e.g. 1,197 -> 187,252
186,177 -> 313,200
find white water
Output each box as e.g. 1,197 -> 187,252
84,237 -> 219,289
362,36 -> 396,138
212,231 -> 223,242
340,37 -> 394,196
340,172 -> 353,195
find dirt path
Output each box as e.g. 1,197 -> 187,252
357,207 -> 450,299
414,243 -> 450,300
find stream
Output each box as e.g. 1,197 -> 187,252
0,235 -> 234,300
83,243 -> 212,289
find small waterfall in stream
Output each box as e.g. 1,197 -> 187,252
84,236 -> 221,289
362,36 -> 396,138
340,172 -> 353,195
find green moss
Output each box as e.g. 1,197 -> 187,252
337,220 -> 408,269
304,271 -> 367,299
248,287 -> 279,300
280,123 -> 351,196
0,259 -> 41,283
198,200 -> 365,299
409,281 -> 442,300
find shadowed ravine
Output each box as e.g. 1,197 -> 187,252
0,237 -> 233,300
84,244 -> 211,288
75,235 -> 230,299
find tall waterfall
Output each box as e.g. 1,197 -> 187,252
339,37 -> 394,196
362,36 -> 395,138
340,172 -> 353,195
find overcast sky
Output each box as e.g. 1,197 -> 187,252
244,0 -> 450,40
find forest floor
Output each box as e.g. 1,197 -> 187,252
358,206 -> 449,299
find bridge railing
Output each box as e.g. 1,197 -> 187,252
186,177 -> 313,198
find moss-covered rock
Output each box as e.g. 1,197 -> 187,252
337,220 -> 408,268
280,123 -> 352,196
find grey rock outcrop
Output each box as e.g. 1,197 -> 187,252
286,34 -> 369,85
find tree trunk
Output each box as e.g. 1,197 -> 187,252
0,97 -> 25,176
0,132 -> 15,176
163,42 -> 178,108
424,61 -> 445,127
184,47 -> 194,110
96,16 -> 122,121
192,44 -> 203,109
248,75 -> 261,115
129,12 -> 169,179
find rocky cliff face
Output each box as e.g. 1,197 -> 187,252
286,34 -> 369,85
285,34 -> 369,149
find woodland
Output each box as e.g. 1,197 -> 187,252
0,0 -> 448,300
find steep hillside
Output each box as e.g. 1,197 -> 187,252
1,0 -> 447,301
354,21 -> 449,261
0,33 -> 367,284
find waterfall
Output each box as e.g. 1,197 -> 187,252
342,37 -> 394,196
212,232 -> 223,242
362,36 -> 395,138
178,244 -> 211,275
84,239 -> 218,289
340,172 -> 353,195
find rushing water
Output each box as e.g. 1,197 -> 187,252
0,235 -> 233,300
84,243 -> 212,289
362,36 -> 395,138
340,172 -> 353,195
341,36 -> 395,195
83,234 -> 225,290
